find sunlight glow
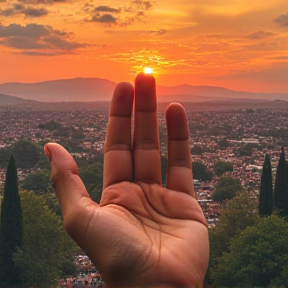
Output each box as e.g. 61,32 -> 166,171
144,67 -> 154,74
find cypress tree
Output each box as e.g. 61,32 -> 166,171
0,155 -> 22,286
259,154 -> 273,216
274,147 -> 288,216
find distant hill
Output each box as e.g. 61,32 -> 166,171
0,77 -> 287,102
0,93 -> 37,104
0,78 -> 116,102
156,85 -> 288,101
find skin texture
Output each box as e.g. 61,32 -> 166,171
45,73 -> 209,288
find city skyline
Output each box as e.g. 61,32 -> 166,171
1,0 -> 288,93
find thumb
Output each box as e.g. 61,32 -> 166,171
44,143 -> 96,233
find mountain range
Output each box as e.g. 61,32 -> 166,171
0,93 -> 36,104
0,77 -> 287,103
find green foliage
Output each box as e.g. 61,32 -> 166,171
209,193 -> 259,271
214,161 -> 233,177
13,190 -> 76,288
13,140 -> 40,168
191,145 -> 204,155
38,121 -> 62,131
0,140 -> 41,168
274,147 -> 288,216
0,146 -> 12,168
235,143 -> 260,157
211,215 -> 288,287
259,154 -> 273,216
72,130 -> 85,140
38,121 -> 86,140
192,162 -> 214,181
37,152 -> 52,170
40,193 -> 62,217
53,126 -> 70,137
75,153 -> 104,168
79,163 -> 103,203
22,169 -> 53,193
57,139 -> 83,153
212,176 -> 243,202
61,257 -> 78,277
0,156 -> 22,286
217,138 -> 230,150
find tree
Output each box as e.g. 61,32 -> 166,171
214,161 -> 233,177
13,191 -> 76,288
211,215 -> 288,287
79,163 -> 103,203
259,154 -> 273,216
212,176 -> 243,202
192,162 -> 214,181
38,121 -> 62,131
0,155 -> 22,286
235,143 -> 259,157
13,139 -> 40,168
274,147 -> 288,216
191,145 -> 204,155
209,193 -> 259,274
22,169 -> 53,193
217,138 -> 230,150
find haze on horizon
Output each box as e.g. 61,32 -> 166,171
0,0 -> 288,93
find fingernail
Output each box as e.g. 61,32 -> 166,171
44,145 -> 52,162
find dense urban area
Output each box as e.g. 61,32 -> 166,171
1,99 -> 288,288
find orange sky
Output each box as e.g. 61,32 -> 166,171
0,0 -> 288,92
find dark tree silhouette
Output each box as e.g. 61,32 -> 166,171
259,154 -> 273,216
0,155 -> 22,286
274,147 -> 288,216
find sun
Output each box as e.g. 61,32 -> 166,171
144,67 -> 154,74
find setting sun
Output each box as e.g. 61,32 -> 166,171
144,67 -> 154,74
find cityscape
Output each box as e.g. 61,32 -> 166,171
1,97 -> 288,287
1,100 -> 288,222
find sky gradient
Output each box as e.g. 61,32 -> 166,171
1,0 -> 288,92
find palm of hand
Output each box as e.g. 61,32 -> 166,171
72,182 -> 208,287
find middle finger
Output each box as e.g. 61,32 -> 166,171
133,73 -> 161,184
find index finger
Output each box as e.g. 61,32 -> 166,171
103,82 -> 134,189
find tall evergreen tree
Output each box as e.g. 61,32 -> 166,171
0,155 -> 22,286
259,154 -> 273,216
274,147 -> 288,216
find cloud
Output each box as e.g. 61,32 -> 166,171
1,8 -> 15,16
23,7 -> 48,17
132,0 -> 153,11
17,50 -> 66,56
0,23 -> 49,38
91,14 -> 118,24
0,4 -> 48,17
150,29 -> 167,35
0,23 -> 86,55
0,36 -> 50,49
43,35 -> 84,50
246,30 -> 275,40
94,6 -> 120,13
274,13 -> 288,27
85,0 -> 154,27
18,0 -> 69,3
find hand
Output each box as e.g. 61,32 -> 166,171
45,73 -> 209,288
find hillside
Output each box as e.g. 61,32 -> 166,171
0,78 -> 116,102
0,78 -> 287,102
0,93 -> 37,104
